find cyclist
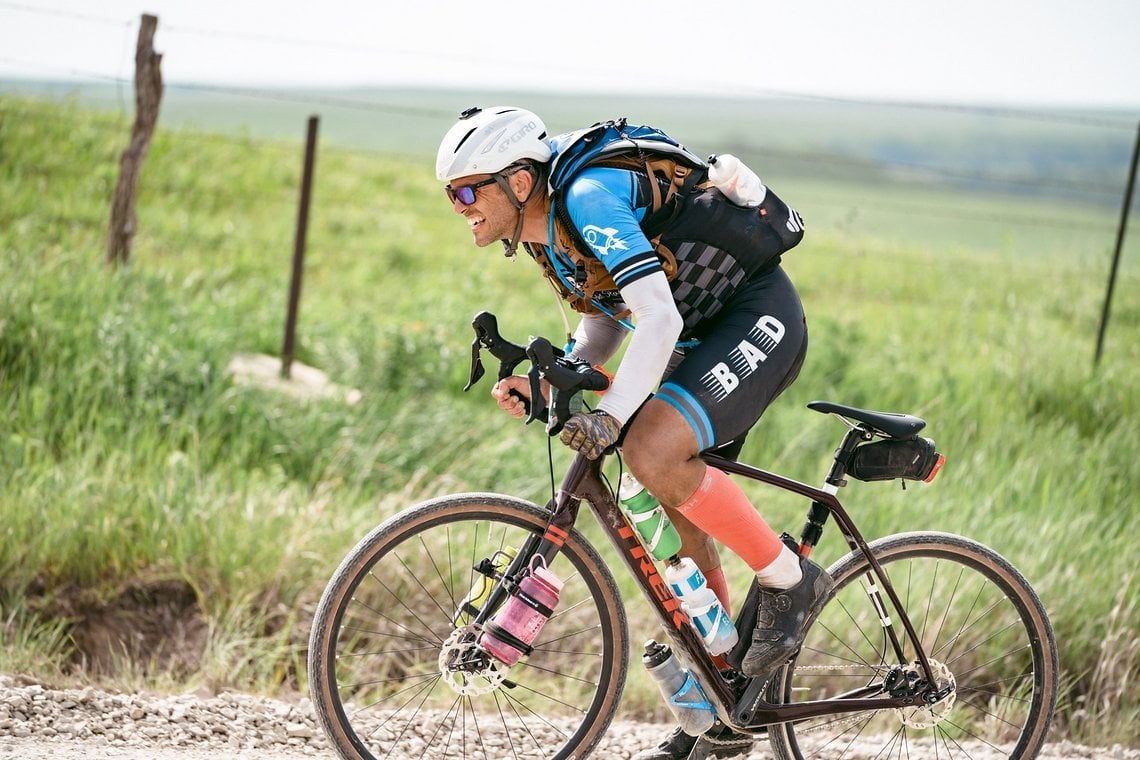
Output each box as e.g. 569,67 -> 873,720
436,106 -> 834,760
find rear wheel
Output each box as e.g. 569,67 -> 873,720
768,532 -> 1058,759
308,493 -> 629,760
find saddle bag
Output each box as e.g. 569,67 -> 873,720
848,437 -> 942,482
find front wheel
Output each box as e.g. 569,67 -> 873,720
308,493 -> 629,760
768,532 -> 1058,759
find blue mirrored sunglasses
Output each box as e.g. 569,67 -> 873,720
444,176 -> 498,206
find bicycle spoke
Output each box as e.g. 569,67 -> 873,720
824,593 -> 893,669
361,570 -> 447,645
392,550 -> 458,628
309,496 -> 627,759
423,530 -> 460,615
769,534 -> 1056,760
935,597 -> 1008,664
928,565 -> 966,658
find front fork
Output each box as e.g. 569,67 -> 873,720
450,454 -> 593,674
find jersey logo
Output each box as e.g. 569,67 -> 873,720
581,225 -> 629,257
701,315 -> 786,401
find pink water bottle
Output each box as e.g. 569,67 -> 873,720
479,557 -> 563,666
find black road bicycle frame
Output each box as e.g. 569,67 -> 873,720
461,313 -> 946,730
521,443 -> 943,731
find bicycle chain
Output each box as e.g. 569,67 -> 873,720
774,664 -> 892,736
699,730 -> 755,747
774,662 -> 956,735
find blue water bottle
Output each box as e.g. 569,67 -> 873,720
664,557 -> 739,656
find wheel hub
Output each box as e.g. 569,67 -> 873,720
894,659 -> 956,729
438,625 -> 508,696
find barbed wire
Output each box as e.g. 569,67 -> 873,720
0,1 -> 128,27
2,1 -> 1137,131
0,56 -> 457,119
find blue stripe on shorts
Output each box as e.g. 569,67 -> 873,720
655,382 -> 715,451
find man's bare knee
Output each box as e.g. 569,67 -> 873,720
620,400 -> 704,506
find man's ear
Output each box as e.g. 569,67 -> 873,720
510,167 -> 535,203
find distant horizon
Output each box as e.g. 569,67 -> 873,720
4,78 -> 1138,119
3,0 -> 1140,112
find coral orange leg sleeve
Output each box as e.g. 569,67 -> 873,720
675,466 -> 784,572
704,565 -> 731,610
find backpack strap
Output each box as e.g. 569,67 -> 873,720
544,152 -> 702,315
539,123 -> 710,318
545,211 -> 678,320
523,241 -> 607,316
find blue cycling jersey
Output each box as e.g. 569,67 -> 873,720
540,166 -> 667,306
539,161 -> 802,341
560,167 -> 663,289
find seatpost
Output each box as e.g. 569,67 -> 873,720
797,425 -> 871,556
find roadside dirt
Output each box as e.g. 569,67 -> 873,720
1,675 -> 1137,760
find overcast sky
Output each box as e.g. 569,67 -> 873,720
1,0 -> 1138,109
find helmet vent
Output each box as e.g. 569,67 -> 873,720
452,127 -> 478,152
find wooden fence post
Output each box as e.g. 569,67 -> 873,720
281,115 -> 320,380
107,14 -> 163,266
1094,120 -> 1140,367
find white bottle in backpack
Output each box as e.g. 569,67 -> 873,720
664,557 -> 739,655
707,153 -> 767,207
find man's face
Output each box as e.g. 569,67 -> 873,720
445,173 -> 516,248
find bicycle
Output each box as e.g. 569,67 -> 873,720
308,312 -> 1059,760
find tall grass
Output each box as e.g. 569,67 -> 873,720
1,95 -> 1137,744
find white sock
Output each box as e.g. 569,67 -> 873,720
754,546 -> 803,590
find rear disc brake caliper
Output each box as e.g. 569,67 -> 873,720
885,660 -> 957,729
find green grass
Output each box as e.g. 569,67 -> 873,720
1,94 -> 1138,745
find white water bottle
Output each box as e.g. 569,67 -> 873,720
665,557 -> 739,656
707,153 -> 767,207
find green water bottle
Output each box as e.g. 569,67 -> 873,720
618,473 -> 682,560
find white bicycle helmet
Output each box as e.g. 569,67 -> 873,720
436,106 -> 551,182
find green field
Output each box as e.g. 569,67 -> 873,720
1,92 -> 1137,745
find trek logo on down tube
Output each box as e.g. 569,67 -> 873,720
619,525 -> 687,630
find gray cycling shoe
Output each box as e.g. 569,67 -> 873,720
631,722 -> 753,760
741,557 -> 835,678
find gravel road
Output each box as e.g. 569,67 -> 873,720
1,675 -> 1135,760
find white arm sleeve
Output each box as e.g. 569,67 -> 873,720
567,313 -> 628,366
595,272 -> 682,425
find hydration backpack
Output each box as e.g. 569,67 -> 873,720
526,118 -> 805,322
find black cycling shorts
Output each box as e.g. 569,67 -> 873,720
653,266 -> 807,457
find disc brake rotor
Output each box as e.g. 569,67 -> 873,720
896,659 -> 956,729
438,625 -> 508,697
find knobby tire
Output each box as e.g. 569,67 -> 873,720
308,493 -> 629,760
768,531 -> 1059,760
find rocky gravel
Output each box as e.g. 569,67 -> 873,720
1,675 -> 1136,759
